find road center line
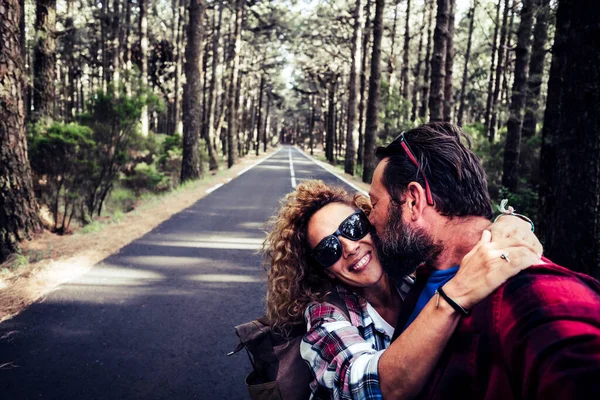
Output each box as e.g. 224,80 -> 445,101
289,147 -> 297,188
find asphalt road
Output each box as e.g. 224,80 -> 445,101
0,146 -> 366,400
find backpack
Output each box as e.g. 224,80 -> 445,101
228,291 -> 350,400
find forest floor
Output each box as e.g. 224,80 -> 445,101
0,146 -> 371,323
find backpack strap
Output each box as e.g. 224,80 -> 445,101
324,288 -> 351,322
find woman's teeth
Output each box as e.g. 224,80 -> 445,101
350,253 -> 371,272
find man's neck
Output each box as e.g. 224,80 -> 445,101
427,216 -> 491,271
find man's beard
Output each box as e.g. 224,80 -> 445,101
371,201 -> 442,281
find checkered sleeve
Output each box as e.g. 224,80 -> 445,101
301,302 -> 384,400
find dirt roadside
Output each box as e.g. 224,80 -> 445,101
0,148 -> 371,323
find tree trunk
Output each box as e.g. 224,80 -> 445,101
400,0 -> 411,99
488,0 -> 510,142
428,0 -> 449,122
357,0 -> 372,166
32,0 -> 56,123
309,95 -> 316,155
484,0 -> 502,139
522,0 -> 551,138
501,2 -> 516,106
19,0 -> 28,121
362,0 -> 384,183
419,0 -> 435,119
0,0 -> 42,263
411,2 -> 427,122
255,73 -> 265,156
263,92 -> 270,152
383,1 -> 399,138
345,0 -> 364,175
456,0 -> 477,127
326,80 -> 337,163
111,0 -> 120,93
443,0 -> 455,122
139,0 -> 149,137
124,0 -> 132,95
205,0 -> 222,170
227,0 -> 243,168
502,0 -> 534,192
173,0 -> 186,136
539,0 -> 600,278
181,0 -> 206,182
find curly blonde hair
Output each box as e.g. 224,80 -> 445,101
263,180 -> 371,333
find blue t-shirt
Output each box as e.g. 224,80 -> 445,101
403,265 -> 460,330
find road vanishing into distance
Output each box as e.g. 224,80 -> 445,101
0,146 -> 366,400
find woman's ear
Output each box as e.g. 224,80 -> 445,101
325,270 -> 336,280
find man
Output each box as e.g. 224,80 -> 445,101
368,122 -> 600,399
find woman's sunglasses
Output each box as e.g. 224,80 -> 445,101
311,211 -> 372,268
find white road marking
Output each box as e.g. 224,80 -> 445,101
205,183 -> 224,194
293,147 -> 368,196
237,149 -> 280,176
289,147 -> 297,188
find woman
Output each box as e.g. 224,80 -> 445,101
264,180 -> 541,400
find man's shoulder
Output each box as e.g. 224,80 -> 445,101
491,259 -> 600,319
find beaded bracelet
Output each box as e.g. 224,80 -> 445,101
493,199 -> 535,232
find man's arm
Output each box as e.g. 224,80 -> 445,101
495,265 -> 600,399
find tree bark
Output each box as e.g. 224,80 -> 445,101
0,0 -> 42,263
456,0 -> 477,127
428,0 -> 449,122
502,0 -> 534,192
173,0 -> 186,136
443,0 -> 455,122
32,0 -> 56,123
419,0 -> 435,119
227,0 -> 243,168
539,0 -> 600,278
111,0 -> 121,93
255,73 -> 265,156
205,0 -> 222,170
488,0 -> 510,142
357,0 -> 372,166
400,0 -> 412,99
362,0 -> 384,183
522,0 -> 551,138
309,94 -> 316,155
139,0 -> 149,136
345,0 -> 364,175
484,0 -> 502,138
263,92 -> 270,152
124,0 -> 132,95
181,0 -> 206,182
411,2 -> 426,122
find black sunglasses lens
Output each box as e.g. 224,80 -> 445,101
313,236 -> 342,267
340,213 -> 370,239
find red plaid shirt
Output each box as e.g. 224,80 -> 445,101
395,259 -> 600,400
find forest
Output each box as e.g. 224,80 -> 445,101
1,0 -> 599,277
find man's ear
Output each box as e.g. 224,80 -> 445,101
406,182 -> 427,221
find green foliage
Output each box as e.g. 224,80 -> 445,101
28,121 -> 96,233
78,89 -> 160,218
105,187 -> 138,213
157,134 -> 183,182
123,162 -> 171,194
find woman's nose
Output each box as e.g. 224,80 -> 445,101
339,236 -> 359,257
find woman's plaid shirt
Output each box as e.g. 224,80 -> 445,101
300,277 -> 413,400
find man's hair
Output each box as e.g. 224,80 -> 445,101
376,122 -> 493,219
